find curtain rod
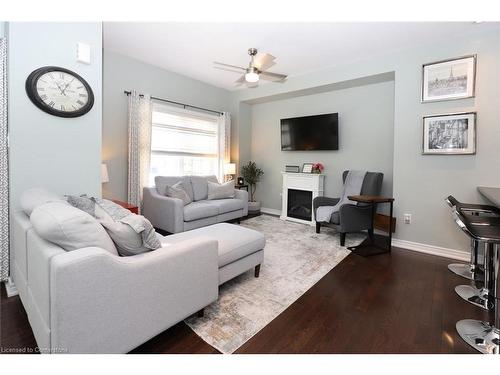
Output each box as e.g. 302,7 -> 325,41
123,91 -> 223,116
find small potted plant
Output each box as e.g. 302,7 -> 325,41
312,163 -> 324,174
241,161 -> 264,214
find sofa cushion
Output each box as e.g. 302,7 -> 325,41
183,201 -> 219,222
155,176 -> 194,201
158,223 -> 265,267
30,201 -> 118,255
191,175 -> 218,201
209,198 -> 244,214
165,181 -> 192,206
94,200 -> 161,256
207,180 -> 235,200
20,188 -> 66,216
66,194 -> 96,216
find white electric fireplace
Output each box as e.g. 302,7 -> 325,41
280,172 -> 325,226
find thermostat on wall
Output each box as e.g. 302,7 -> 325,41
76,42 -> 91,64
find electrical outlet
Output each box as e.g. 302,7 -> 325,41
404,214 -> 412,224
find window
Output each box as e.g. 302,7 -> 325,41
149,102 -> 221,185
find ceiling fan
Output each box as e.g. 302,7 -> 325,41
214,48 -> 287,86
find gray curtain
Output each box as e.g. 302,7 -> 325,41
0,37 -> 9,282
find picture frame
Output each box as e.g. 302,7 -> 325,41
421,55 -> 476,103
422,112 -> 476,155
302,163 -> 314,173
285,165 -> 300,173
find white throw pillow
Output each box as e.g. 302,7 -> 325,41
207,180 -> 235,200
94,201 -> 161,257
30,201 -> 118,255
20,188 -> 66,216
165,181 -> 192,205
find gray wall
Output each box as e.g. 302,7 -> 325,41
8,22 -> 103,210
233,28 -> 500,253
250,80 -> 395,211
102,50 -> 232,201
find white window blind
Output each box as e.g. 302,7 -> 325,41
149,102 -> 221,185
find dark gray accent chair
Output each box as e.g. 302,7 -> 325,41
313,171 -> 384,246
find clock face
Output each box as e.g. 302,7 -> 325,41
26,66 -> 94,118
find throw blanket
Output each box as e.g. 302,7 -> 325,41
316,170 -> 367,223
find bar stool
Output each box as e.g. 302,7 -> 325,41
445,196 -> 500,281
453,207 -> 500,354
453,210 -> 497,311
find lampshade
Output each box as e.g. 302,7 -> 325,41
224,163 -> 236,175
101,163 -> 109,183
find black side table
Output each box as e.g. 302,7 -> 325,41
235,184 -> 249,192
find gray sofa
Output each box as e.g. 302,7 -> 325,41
11,190 -> 264,353
313,170 -> 383,246
143,175 -> 248,233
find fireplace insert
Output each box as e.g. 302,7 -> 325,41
287,189 -> 312,221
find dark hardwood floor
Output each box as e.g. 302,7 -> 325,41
1,244 -> 491,354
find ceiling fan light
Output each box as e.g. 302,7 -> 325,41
245,72 -> 259,83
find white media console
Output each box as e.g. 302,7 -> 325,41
280,172 -> 325,226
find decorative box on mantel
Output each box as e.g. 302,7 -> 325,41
280,172 -> 325,226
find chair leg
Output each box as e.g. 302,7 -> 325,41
316,222 -> 321,234
368,228 -> 374,241
254,264 -> 261,278
340,232 -> 346,246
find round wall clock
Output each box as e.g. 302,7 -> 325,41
25,66 -> 94,118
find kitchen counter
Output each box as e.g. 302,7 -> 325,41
477,186 -> 500,207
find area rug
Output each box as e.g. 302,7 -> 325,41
184,214 -> 363,353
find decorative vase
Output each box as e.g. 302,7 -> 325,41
248,201 -> 261,214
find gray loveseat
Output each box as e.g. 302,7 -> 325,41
143,175 -> 248,234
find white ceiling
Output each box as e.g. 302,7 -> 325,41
103,22 -> 499,91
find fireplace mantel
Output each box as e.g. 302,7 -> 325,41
280,172 -> 325,226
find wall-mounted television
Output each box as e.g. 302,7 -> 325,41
280,113 -> 339,151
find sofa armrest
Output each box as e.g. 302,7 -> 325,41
49,237 -> 219,353
234,189 -> 249,216
339,204 -> 373,233
143,187 -> 184,233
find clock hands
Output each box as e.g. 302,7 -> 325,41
54,82 -> 67,96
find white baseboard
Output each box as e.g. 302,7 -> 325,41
4,277 -> 19,297
260,207 -> 281,216
392,238 -> 469,261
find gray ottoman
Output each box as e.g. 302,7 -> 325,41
159,223 -> 265,285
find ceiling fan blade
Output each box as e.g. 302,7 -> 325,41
253,53 -> 276,71
235,75 -> 246,85
259,71 -> 287,82
214,66 -> 246,74
213,61 -> 246,71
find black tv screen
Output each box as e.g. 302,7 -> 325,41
280,113 -> 339,151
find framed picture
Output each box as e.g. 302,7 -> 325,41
302,163 -> 314,173
421,55 -> 476,102
285,165 -> 300,173
422,112 -> 476,155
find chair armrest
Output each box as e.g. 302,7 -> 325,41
339,204 -> 373,232
143,187 -> 184,233
313,196 -> 340,211
234,189 -> 249,216
49,237 -> 219,353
